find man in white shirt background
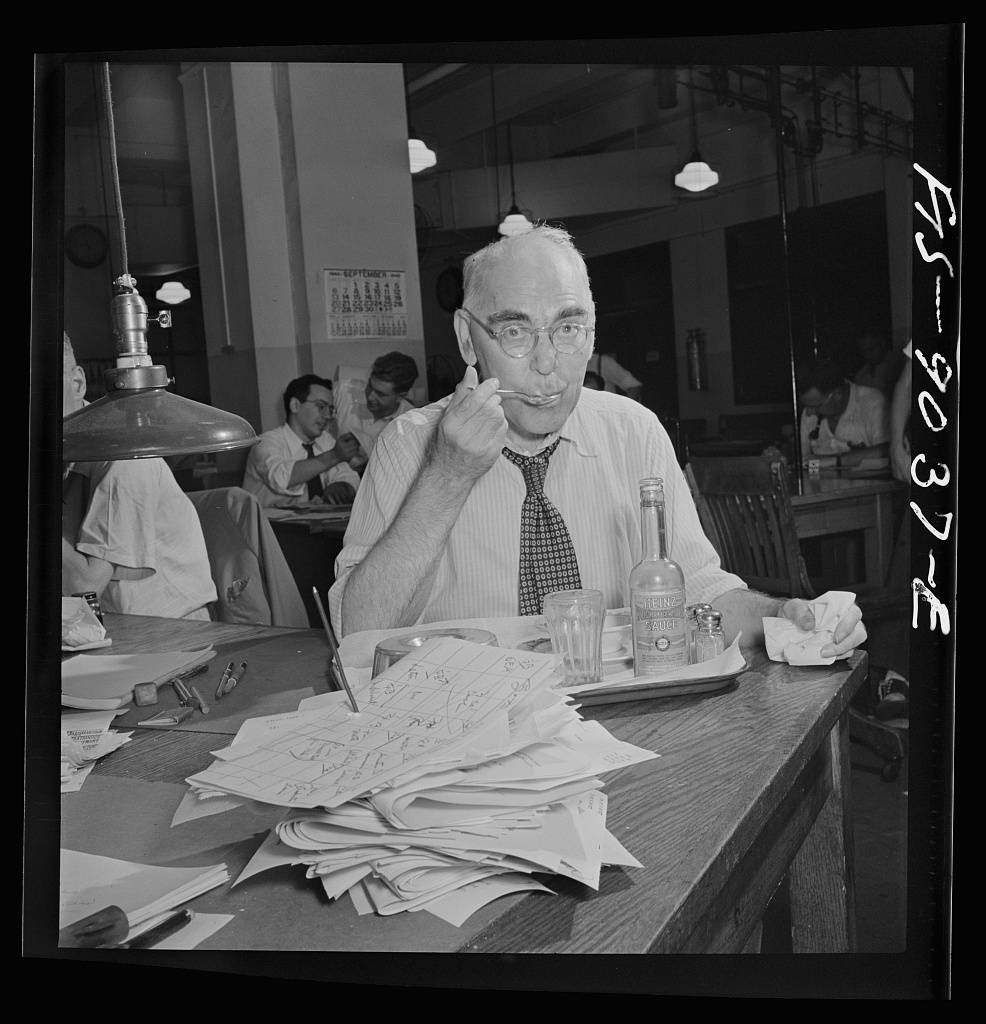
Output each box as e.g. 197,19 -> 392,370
243,374 -> 360,507
334,351 -> 419,471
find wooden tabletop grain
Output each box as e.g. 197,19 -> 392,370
65,613 -> 865,954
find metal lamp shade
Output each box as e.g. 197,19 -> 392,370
63,387 -> 258,462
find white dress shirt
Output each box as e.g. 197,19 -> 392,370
800,381 -> 889,457
329,387 -> 746,635
72,458 -> 217,619
242,423 -> 361,507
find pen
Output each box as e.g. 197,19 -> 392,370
311,586 -> 360,713
121,909 -> 193,950
171,678 -> 193,705
222,661 -> 248,695
188,684 -> 210,715
215,660 -> 235,700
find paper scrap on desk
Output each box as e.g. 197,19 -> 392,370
150,912 -> 234,950
61,597 -> 109,651
763,590 -> 856,665
61,711 -> 132,793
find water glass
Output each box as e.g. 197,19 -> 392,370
542,589 -> 605,685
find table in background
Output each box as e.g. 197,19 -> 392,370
789,472 -> 907,592
264,507 -> 350,627
61,613 -> 866,954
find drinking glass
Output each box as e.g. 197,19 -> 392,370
542,589 -> 605,685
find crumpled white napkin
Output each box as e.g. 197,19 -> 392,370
762,590 -> 856,665
61,596 -> 107,649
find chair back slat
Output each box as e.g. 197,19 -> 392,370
686,455 -> 815,600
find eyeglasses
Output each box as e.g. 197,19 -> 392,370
303,399 -> 335,416
461,307 -> 593,359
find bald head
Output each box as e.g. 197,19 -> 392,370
462,225 -> 595,325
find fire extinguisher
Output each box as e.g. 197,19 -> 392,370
686,328 -> 708,391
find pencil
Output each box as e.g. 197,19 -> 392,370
188,684 -> 210,715
311,587 -> 360,713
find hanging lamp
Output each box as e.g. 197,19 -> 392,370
407,136 -> 437,173
498,120 -> 534,236
63,64 -> 257,463
674,68 -> 719,194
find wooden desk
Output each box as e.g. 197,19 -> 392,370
790,473 -> 906,590
63,614 -> 865,954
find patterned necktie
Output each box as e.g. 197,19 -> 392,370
302,443 -> 324,500
502,439 -> 582,616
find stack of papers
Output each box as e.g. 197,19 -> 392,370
180,637 -> 657,926
59,849 -> 230,946
61,711 -> 133,793
61,648 -> 215,710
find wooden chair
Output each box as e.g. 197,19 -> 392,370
685,455 -> 815,600
686,454 -> 907,781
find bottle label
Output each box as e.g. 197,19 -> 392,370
632,588 -> 688,673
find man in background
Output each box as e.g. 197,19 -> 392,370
61,333 -> 217,619
334,351 -> 419,471
243,374 -> 360,507
852,331 -> 905,398
585,349 -> 643,402
798,357 -> 889,469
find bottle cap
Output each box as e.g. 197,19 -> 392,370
698,610 -> 723,628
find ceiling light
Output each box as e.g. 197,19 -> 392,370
408,136 -> 437,173
155,280 -> 192,305
674,68 -> 719,195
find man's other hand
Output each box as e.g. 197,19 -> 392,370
779,597 -> 867,659
323,482 -> 355,505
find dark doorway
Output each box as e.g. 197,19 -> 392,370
585,241 -> 678,422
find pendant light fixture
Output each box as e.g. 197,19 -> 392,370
498,119 -> 534,236
674,68 -> 719,194
63,63 -> 257,463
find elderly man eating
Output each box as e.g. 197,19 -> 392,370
330,226 -> 865,661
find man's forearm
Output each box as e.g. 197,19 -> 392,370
287,449 -> 342,488
713,588 -> 785,650
62,539 -> 114,597
340,461 -> 477,635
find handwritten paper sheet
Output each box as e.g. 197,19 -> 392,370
61,712 -> 132,793
186,638 -> 560,809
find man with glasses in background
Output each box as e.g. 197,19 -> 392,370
243,373 -> 360,508
331,226 -> 866,664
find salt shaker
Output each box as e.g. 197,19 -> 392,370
685,603 -> 713,663
694,609 -> 725,663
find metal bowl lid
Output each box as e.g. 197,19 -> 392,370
374,627 -> 498,658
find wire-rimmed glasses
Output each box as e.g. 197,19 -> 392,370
461,307 -> 593,359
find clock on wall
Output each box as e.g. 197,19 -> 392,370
65,223 -> 109,269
